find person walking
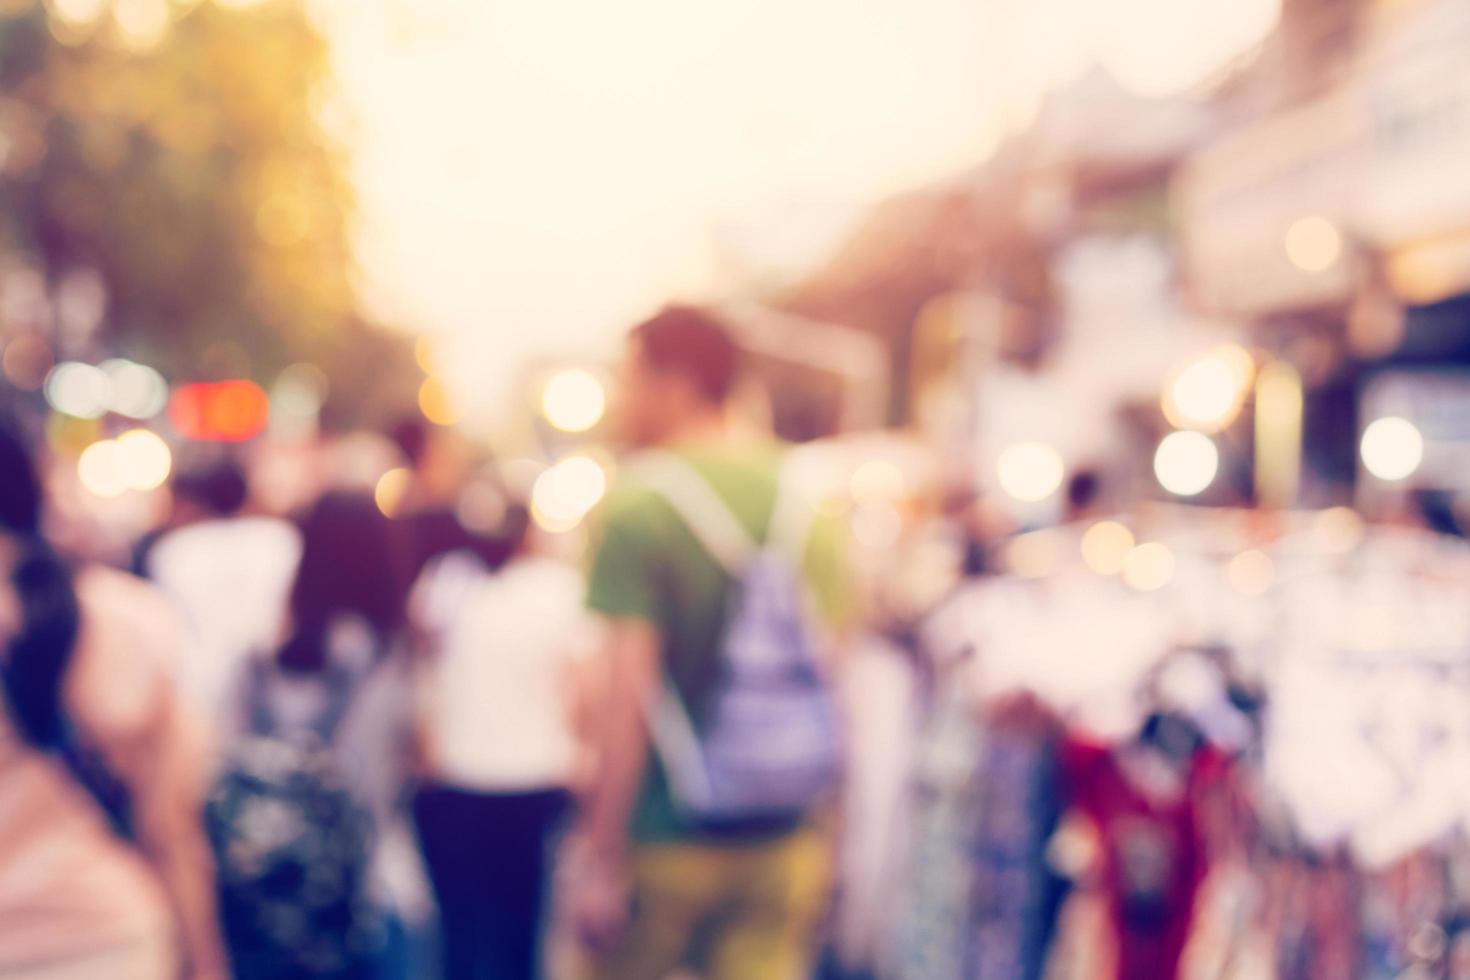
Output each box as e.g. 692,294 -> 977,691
0,420 -> 228,980
207,491 -> 419,980
141,455 -> 301,715
571,306 -> 851,980
409,503 -> 593,979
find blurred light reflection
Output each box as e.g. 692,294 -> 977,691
1361,417 -> 1424,483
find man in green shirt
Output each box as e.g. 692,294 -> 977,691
572,306 -> 847,980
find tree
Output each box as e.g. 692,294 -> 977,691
0,0 -> 416,422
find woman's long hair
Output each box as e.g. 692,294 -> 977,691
0,421 -> 81,750
278,491 -> 409,674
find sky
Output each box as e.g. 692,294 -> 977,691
312,0 -> 1280,425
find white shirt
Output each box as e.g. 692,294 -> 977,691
147,517 -> 302,714
412,553 -> 595,792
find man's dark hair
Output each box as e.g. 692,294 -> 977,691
174,457 -> 249,517
631,305 -> 741,406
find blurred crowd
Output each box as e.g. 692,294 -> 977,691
7,0 -> 1470,976
5,304 -> 1470,980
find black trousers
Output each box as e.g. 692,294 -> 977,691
412,784 -> 571,980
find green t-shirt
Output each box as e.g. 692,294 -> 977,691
585,441 -> 849,843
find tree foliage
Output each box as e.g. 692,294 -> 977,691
0,0 -> 416,424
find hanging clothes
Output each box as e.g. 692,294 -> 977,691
888,661 -> 986,980
829,635 -> 918,977
966,694 -> 1067,980
1269,849 -> 1361,980
1061,725 -> 1227,980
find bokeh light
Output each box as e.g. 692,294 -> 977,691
49,0 -> 106,28
418,376 -> 462,427
1154,430 -> 1219,497
540,368 -> 607,434
2,336 -> 54,391
1122,542 -> 1176,592
997,441 -> 1065,503
1284,216 -> 1344,273
114,0 -> 170,49
374,466 -> 413,518
1360,416 -> 1424,482
169,380 -> 270,442
1162,346 -> 1253,433
115,428 -> 172,491
102,359 -> 169,419
530,455 -> 608,533
272,362 -> 330,426
77,439 -> 130,498
45,362 -> 111,419
1080,520 -> 1135,575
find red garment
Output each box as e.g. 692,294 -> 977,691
1062,737 -> 1226,980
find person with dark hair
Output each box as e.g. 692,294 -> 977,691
277,492 -> 411,673
0,422 -> 228,979
385,417 -> 517,584
174,457 -> 252,518
131,456 -> 250,576
143,455 -> 301,713
408,501 -> 594,979
623,304 -> 742,409
571,306 -> 852,980
208,491 -> 421,980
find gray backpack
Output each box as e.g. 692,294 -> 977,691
637,454 -> 843,824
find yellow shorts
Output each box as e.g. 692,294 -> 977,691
585,827 -> 830,980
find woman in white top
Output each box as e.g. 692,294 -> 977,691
409,505 -> 596,980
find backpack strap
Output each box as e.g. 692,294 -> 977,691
624,454 -> 750,805
243,655 -> 275,737
646,683 -> 716,812
313,658 -> 365,745
633,451 -> 817,577
629,452 -> 823,813
768,468 -> 818,559
633,453 -> 760,577
242,636 -> 374,746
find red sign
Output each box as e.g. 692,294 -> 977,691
169,380 -> 269,442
